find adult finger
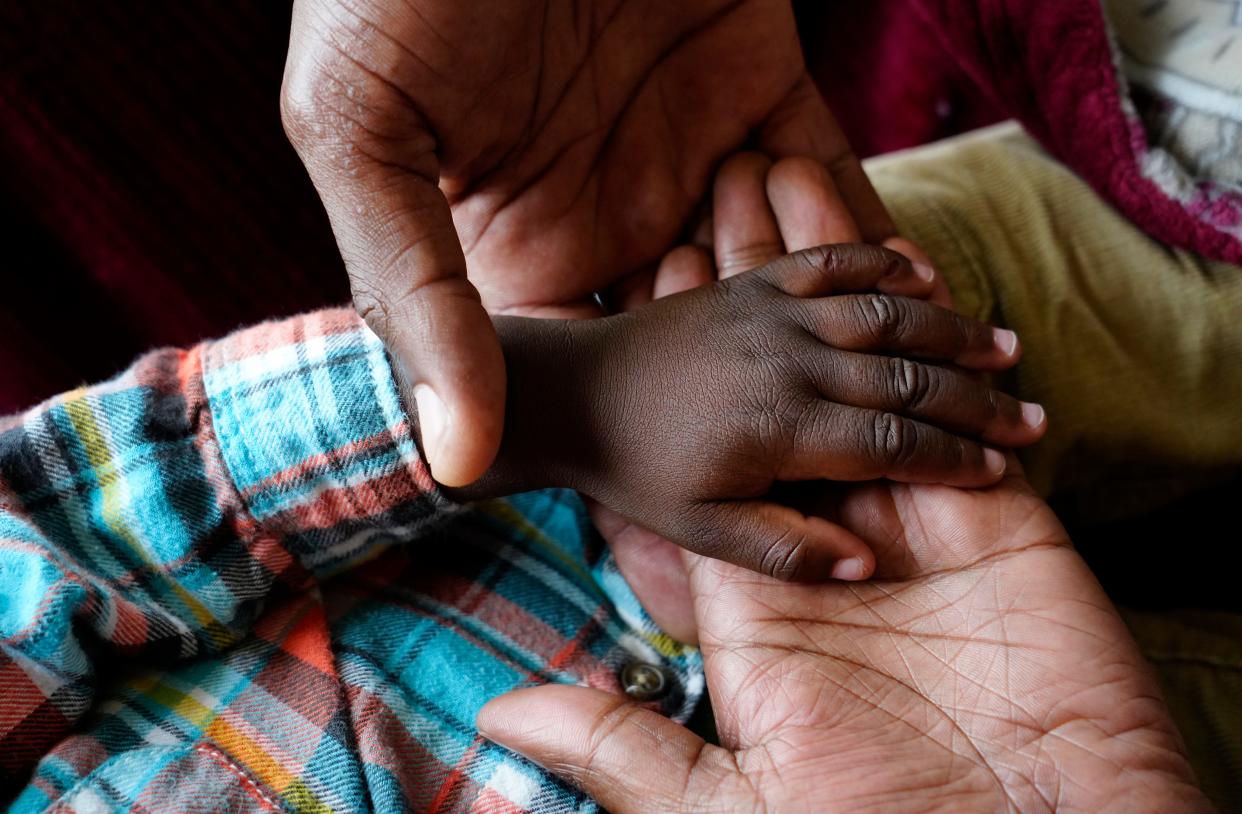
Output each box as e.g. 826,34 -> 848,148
494,300 -> 605,320
605,266 -> 658,313
712,152 -> 784,278
308,177 -> 503,487
765,157 -> 938,302
759,77 -> 943,300
653,246 -> 715,300
802,293 -> 1022,371
765,156 -> 861,249
478,686 -> 747,814
282,9 -> 502,487
757,75 -> 895,244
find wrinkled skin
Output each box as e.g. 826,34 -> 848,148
479,156 -> 1204,811
479,463 -> 1210,812
595,152 -> 946,639
453,245 -> 1041,581
282,0 -> 897,485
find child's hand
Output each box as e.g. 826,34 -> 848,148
450,243 -> 1044,582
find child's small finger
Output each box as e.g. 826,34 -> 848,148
754,243 -> 926,299
777,402 -> 1008,488
880,236 -> 943,303
807,350 -> 1047,448
677,501 -> 874,583
713,152 -> 784,278
801,294 -> 1021,371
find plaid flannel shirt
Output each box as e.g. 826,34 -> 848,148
0,308 -> 703,812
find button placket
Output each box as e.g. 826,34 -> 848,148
620,662 -> 669,702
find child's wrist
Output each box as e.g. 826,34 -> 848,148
437,315 -> 604,502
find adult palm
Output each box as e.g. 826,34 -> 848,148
479,464 -> 1209,812
282,0 -> 884,485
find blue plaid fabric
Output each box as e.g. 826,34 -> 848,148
0,308 -> 702,812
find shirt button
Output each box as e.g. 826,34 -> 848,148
621,662 -> 669,702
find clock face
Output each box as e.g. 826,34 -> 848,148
1105,0 -> 1242,105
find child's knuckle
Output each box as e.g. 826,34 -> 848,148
872,411 -> 917,466
855,294 -> 904,343
888,358 -> 932,410
759,529 -> 807,582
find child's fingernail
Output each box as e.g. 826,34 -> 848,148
984,448 -> 1007,475
992,328 -> 1019,356
830,557 -> 867,581
913,262 -> 936,283
413,384 -> 448,466
1021,402 -> 1046,428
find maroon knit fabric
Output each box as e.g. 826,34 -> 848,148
0,3 -> 347,414
910,0 -> 1242,265
798,0 -> 1002,158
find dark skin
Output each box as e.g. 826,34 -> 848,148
445,244 -> 1046,581
282,0 -> 916,488
479,458 -> 1210,813
597,152 -> 950,637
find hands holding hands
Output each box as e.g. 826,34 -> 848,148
456,243 -> 1042,583
282,0 -> 903,487
283,3 -> 1203,807
284,0 -> 1032,586
471,148 -> 1204,814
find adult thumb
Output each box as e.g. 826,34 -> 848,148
282,71 -> 504,486
478,685 -> 745,813
373,262 -> 505,488
344,183 -> 504,488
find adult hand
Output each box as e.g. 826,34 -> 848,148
479,461 -> 1209,812
281,0 -> 893,485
